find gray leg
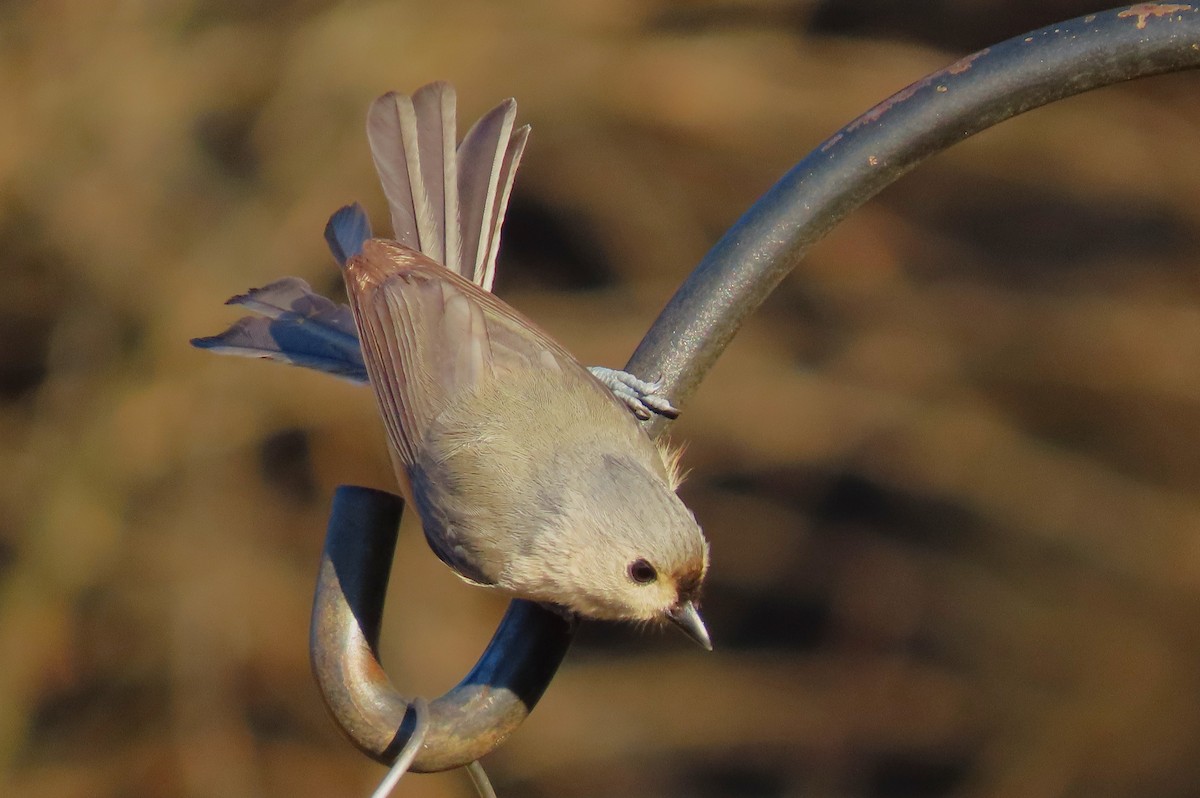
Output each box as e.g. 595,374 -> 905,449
588,367 -> 680,420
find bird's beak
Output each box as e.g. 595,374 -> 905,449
667,601 -> 712,650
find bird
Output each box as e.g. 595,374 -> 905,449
194,82 -> 711,648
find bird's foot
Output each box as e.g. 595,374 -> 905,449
588,367 -> 680,420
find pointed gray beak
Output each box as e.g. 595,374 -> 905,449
667,601 -> 712,650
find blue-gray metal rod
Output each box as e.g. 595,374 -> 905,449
629,3 -> 1200,437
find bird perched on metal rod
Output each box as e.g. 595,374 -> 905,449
194,82 -> 711,648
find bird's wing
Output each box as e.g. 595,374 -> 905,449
341,238 -> 605,469
190,277 -> 367,381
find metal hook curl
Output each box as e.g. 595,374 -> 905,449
310,486 -> 575,773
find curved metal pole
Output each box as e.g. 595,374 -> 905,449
629,2 -> 1200,437
311,487 -> 575,772
311,2 -> 1200,773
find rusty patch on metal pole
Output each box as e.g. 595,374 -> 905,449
827,49 -> 990,147
1118,3 -> 1193,30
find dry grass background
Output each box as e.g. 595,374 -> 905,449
4,0 -> 1200,796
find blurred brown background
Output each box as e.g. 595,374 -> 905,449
5,1 -> 1200,796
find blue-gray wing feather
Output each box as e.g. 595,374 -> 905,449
190,276 -> 367,381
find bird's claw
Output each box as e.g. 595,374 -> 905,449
588,367 -> 680,420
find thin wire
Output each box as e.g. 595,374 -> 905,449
368,698 -> 430,798
465,760 -> 498,798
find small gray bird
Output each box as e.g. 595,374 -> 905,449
196,82 -> 711,647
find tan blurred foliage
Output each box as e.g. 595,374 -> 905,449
4,0 -> 1200,796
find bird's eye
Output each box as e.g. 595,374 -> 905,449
628,559 -> 658,584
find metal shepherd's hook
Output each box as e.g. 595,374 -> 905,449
308,1 -> 1200,775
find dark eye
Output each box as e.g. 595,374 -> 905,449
628,559 -> 658,584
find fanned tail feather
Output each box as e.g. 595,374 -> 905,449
366,82 -> 528,290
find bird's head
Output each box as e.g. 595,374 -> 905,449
523,453 -> 712,648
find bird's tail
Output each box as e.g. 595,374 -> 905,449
193,83 -> 529,379
366,82 -> 529,291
